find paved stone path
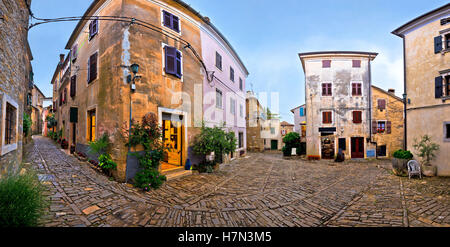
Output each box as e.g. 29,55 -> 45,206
25,136 -> 450,227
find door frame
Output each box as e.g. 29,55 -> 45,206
158,107 -> 188,166
351,137 -> 365,159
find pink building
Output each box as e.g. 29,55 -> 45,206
200,20 -> 249,158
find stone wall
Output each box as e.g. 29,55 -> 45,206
0,0 -> 31,178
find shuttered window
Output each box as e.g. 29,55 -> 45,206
352,60 -> 361,68
352,111 -> 362,124
70,75 -> 77,97
89,17 -> 99,40
386,121 -> 392,134
434,36 -> 443,54
216,89 -> 223,109
88,52 -> 98,83
71,44 -> 78,61
300,107 -> 304,117
162,10 -> 180,32
435,76 -> 443,98
4,103 -> 16,145
377,121 -> 386,133
322,83 -> 332,96
164,46 -> 182,78
230,67 -> 235,82
378,99 -> 386,110
216,52 -> 222,70
239,78 -> 243,91
322,111 -> 332,124
322,60 -> 331,68
352,83 -> 362,96
63,88 -> 67,104
446,76 -> 450,96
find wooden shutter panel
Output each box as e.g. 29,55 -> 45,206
70,107 -> 78,123
434,36 -> 443,54
322,112 -> 326,124
172,15 -> 179,32
163,11 -> 171,28
89,21 -> 93,38
372,121 -> 377,134
435,76 -> 443,98
378,99 -> 386,110
89,53 -> 97,82
70,75 -> 76,97
175,50 -> 182,78
165,46 -> 176,75
87,56 -> 91,82
386,121 -> 392,134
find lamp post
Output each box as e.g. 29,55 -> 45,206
125,63 -> 141,183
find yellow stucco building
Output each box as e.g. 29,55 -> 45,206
393,4 -> 450,176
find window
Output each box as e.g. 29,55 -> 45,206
377,121 -> 386,133
71,44 -> 78,62
435,35 -> 443,54
230,98 -> 236,115
378,99 -> 386,110
352,60 -> 361,68
87,52 -> 98,84
435,76 -> 443,98
445,33 -> 450,50
230,67 -> 234,82
240,104 -> 243,118
87,109 -> 96,142
353,111 -> 362,124
70,75 -> 77,97
322,60 -> 331,68
4,103 -> 17,145
377,145 -> 387,157
239,78 -> 243,91
238,132 -> 243,148
216,89 -> 222,109
162,10 -> 180,33
445,75 -> 450,96
322,111 -> 332,124
338,138 -> 346,151
300,107 -> 304,116
445,123 -> 450,141
352,83 -> 362,96
270,127 -> 275,134
322,83 -> 332,96
164,46 -> 182,78
63,88 -> 67,104
215,52 -> 222,70
89,17 -> 98,40
281,129 -> 286,136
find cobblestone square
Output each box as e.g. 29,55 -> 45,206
25,136 -> 450,227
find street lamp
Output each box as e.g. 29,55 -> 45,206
126,64 -> 141,92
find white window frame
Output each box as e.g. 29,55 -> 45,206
1,93 -> 19,156
160,9 -> 182,35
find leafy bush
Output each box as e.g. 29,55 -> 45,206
393,149 -> 413,160
282,146 -> 292,156
412,135 -> 440,166
282,132 -> 301,157
98,154 -> 117,172
0,171 -> 47,227
88,133 -> 111,155
196,161 -> 216,173
46,114 -> 57,129
134,168 -> 167,191
23,113 -> 32,137
192,124 -> 237,164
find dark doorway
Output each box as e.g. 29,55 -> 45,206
271,140 -> 278,150
351,137 -> 365,158
321,134 -> 335,159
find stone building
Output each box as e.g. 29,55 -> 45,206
30,85 -> 46,135
51,0 -> 248,182
263,118 -> 282,151
0,0 -> 32,177
246,91 -> 266,152
299,51 -> 378,160
280,121 -> 294,137
371,86 -> 404,158
392,3 -> 450,176
290,104 -> 306,140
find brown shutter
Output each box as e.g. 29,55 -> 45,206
386,121 -> 392,134
372,120 -> 377,134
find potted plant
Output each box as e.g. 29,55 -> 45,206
60,139 -> 69,149
392,149 -> 413,176
413,135 -> 440,177
70,144 -> 76,154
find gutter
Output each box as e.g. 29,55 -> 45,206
368,55 -> 378,159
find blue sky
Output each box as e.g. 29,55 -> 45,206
28,0 -> 449,123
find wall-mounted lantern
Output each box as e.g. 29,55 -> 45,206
126,63 -> 141,92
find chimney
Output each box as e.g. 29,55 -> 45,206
204,16 -> 210,23
388,89 -> 395,94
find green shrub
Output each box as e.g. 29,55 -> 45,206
412,135 -> 440,166
88,133 -> 111,155
98,154 -> 117,173
192,124 -> 237,164
282,146 -> 292,156
134,168 -> 167,191
0,171 -> 47,227
393,149 -> 413,160
23,113 -> 32,137
283,132 -> 300,147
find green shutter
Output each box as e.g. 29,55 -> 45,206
70,107 -> 78,123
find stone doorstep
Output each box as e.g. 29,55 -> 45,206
164,169 -> 193,181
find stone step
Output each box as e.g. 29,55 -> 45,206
161,167 -> 192,181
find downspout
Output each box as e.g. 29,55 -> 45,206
368,56 -> 378,159
402,36 -> 407,150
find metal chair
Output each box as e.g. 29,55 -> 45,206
407,160 -> 422,179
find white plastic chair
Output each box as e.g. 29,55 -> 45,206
407,160 -> 422,179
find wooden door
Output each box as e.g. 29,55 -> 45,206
351,137 -> 364,158
163,120 -> 182,166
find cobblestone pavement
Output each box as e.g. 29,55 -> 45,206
25,136 -> 450,227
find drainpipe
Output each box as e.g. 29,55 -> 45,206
402,36 -> 408,150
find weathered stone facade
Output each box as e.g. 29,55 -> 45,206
246,91 -> 266,152
392,4 -> 450,176
299,51 -> 378,160
0,0 -> 31,177
371,86 -> 404,158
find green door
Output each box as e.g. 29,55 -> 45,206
271,140 -> 278,150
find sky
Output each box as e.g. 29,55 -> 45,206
28,0 -> 449,123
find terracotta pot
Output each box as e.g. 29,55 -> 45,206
422,165 -> 437,177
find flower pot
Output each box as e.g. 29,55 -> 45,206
422,165 -> 437,177
392,158 -> 408,176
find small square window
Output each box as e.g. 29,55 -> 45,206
377,145 -> 387,157
377,121 -> 386,133
322,60 -> 331,68
352,60 -> 361,68
322,83 -> 332,96
216,52 -> 222,70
